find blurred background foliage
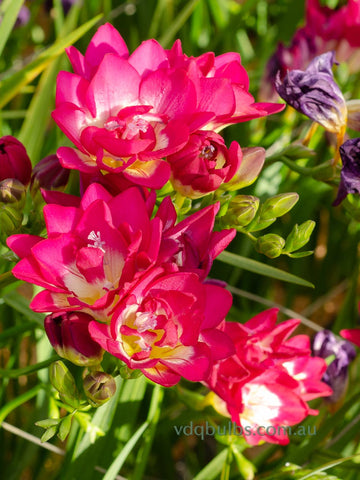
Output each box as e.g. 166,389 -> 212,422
1,0 -> 360,479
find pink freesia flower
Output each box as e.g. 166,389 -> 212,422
205,309 -> 332,445
166,39 -> 285,129
8,184 -> 164,321
7,183 -> 235,319
89,267 -> 234,386
340,328 -> 360,348
53,23 -> 283,189
168,131 -> 242,198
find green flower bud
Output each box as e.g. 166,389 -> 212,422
0,178 -> 26,204
255,234 -> 285,258
260,193 -> 299,220
0,179 -> 26,243
49,360 -> 81,408
284,220 -> 316,253
83,371 -> 116,406
222,195 -> 259,227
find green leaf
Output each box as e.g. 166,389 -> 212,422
0,0 -> 25,57
231,444 -> 256,480
0,14 -> 102,109
35,418 -> 61,429
41,426 -> 58,443
3,291 -> 45,325
217,251 -> 314,288
193,448 -> 229,480
102,421 -> 149,480
18,3 -> 82,163
287,251 -> 314,258
58,414 -> 73,442
0,271 -> 17,290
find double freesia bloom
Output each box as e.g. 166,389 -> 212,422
7,24 -> 333,444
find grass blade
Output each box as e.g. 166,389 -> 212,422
217,251 -> 314,288
0,0 -> 25,57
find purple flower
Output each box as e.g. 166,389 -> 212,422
312,330 -> 356,403
31,154 -> 70,190
334,138 -> 360,205
275,52 -> 347,133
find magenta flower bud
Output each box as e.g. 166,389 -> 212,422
31,154 -> 70,191
44,312 -> 104,366
168,130 -> 242,199
83,371 -> 116,406
333,138 -> 360,205
0,136 -> 32,185
275,52 -> 347,133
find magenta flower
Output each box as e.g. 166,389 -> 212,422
7,184 -> 169,321
167,131 -> 242,198
0,136 -> 32,185
341,328 -> 360,348
89,268 -> 234,386
45,311 -> 104,366
7,183 -> 235,320
52,24 -> 284,189
205,309 -> 332,445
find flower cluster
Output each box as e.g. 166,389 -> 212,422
205,309 -> 331,445
5,24 -> 333,445
52,23 -> 282,197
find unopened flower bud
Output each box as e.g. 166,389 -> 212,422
275,52 -> 347,134
224,147 -> 265,191
0,178 -> 26,204
49,360 -> 81,408
0,179 -> 26,243
0,136 -> 32,185
255,234 -> 285,258
45,312 -> 104,366
260,192 -> 299,220
333,138 -> 360,205
83,371 -> 116,406
31,154 -> 70,192
222,195 -> 259,227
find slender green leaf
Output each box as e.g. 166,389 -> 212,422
3,291 -> 45,324
19,4 -> 82,163
217,251 -> 314,288
0,14 -> 102,109
158,0 -> 200,47
193,448 -> 229,480
0,0 -> 25,57
103,421 -> 149,480
0,384 -> 43,424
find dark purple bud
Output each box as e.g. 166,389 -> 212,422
312,329 -> 356,403
333,138 -> 360,205
45,312 -> 104,366
0,136 -> 32,185
83,371 -> 116,406
31,154 -> 70,191
275,52 -> 347,133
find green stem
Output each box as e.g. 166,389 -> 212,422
0,322 -> 40,343
0,355 -> 59,378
